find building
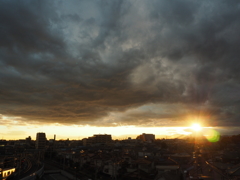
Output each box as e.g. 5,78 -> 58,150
83,134 -> 112,146
0,146 -> 14,156
0,168 -> 15,180
36,132 -> 46,149
93,134 -> 112,143
137,133 -> 155,142
26,136 -> 31,144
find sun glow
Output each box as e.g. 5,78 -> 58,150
191,123 -> 202,131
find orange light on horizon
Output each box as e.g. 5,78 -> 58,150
191,123 -> 202,132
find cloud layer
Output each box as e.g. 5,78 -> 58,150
1,0 -> 240,127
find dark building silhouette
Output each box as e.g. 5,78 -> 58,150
137,133 -> 155,142
83,134 -> 112,146
26,136 -> 31,144
35,132 -> 46,149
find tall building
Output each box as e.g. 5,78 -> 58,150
137,133 -> 155,142
83,134 -> 112,146
36,132 -> 46,149
93,134 -> 112,143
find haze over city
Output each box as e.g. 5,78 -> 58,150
1,0 -> 240,140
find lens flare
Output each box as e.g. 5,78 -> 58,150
205,129 -> 220,142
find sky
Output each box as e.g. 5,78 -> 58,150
1,0 -> 240,140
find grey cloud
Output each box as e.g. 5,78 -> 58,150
1,0 -> 240,127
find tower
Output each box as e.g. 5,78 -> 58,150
36,132 -> 46,149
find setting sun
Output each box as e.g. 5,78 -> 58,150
191,123 -> 202,131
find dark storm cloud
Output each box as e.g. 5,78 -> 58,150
1,0 -> 240,126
